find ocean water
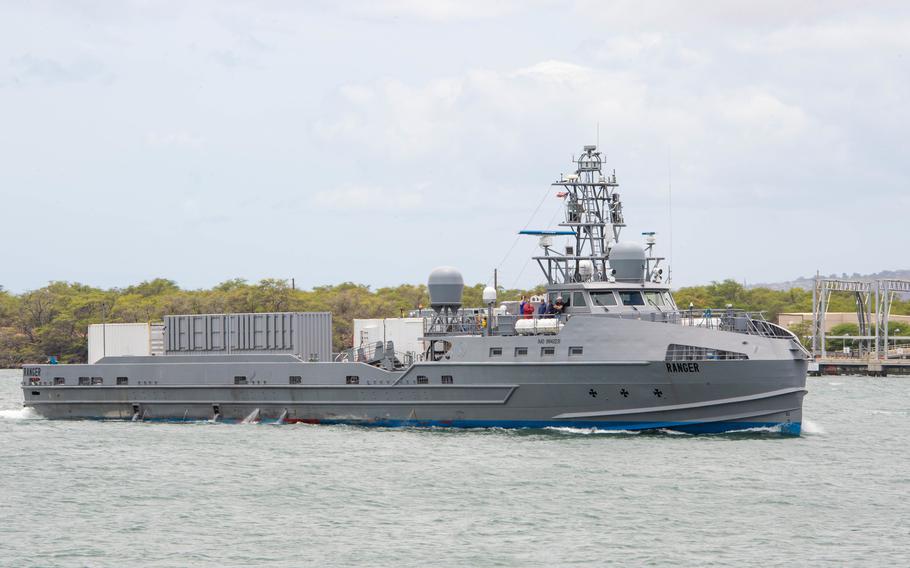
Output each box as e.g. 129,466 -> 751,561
1,369 -> 908,567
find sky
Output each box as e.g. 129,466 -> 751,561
1,1 -> 908,292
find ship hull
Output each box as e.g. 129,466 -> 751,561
22,359 -> 807,435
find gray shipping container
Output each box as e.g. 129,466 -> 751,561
164,312 -> 332,362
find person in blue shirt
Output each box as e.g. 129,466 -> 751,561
538,300 -> 552,317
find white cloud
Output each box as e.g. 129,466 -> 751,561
1,0 -> 907,291
733,18 -> 910,54
511,60 -> 594,84
311,185 -> 426,211
715,90 -> 809,140
312,58 -> 816,188
145,131 -> 206,150
334,0 -> 533,22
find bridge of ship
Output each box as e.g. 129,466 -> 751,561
422,283 -> 796,342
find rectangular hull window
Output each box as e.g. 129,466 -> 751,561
441,375 -> 453,384
346,376 -> 360,385
665,344 -> 748,361
116,377 -> 128,386
234,376 -> 248,385
289,376 -> 302,385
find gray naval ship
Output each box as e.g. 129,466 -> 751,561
21,145 -> 808,434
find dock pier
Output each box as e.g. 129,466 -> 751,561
806,276 -> 910,376
811,358 -> 910,377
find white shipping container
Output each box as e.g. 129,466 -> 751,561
87,323 -> 164,363
353,318 -> 426,357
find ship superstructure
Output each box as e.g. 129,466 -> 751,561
21,145 -> 808,434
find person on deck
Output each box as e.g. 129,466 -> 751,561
553,297 -> 566,315
522,300 -> 535,319
538,301 -> 549,317
545,299 -> 556,316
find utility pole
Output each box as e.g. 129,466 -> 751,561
101,302 -> 107,358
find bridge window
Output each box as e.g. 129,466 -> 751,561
572,292 -> 587,307
489,347 -> 502,357
515,347 -> 528,356
116,377 -> 128,386
289,376 -> 302,385
665,344 -> 748,361
569,346 -> 584,356
644,291 -> 666,308
78,377 -> 90,386
234,376 -> 248,385
541,346 -> 555,356
618,291 -> 645,306
591,292 -> 617,307
54,377 -> 65,386
417,375 -> 428,384
346,376 -> 360,385
91,377 -> 104,385
441,375 -> 454,384
549,292 -> 570,306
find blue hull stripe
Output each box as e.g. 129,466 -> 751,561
308,419 -> 802,436
88,416 -> 802,436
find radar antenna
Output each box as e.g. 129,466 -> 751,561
520,145 -> 624,285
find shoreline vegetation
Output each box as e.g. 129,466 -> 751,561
1,278 -> 908,367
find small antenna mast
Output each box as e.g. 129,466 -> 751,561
667,147 -> 673,284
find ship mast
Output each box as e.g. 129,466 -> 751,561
524,145 -> 625,285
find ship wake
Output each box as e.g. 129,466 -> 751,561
0,407 -> 42,420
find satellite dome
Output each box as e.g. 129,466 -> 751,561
609,242 -> 646,282
578,259 -> 594,279
428,266 -> 464,309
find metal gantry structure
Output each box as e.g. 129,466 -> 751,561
812,276 -> 910,359
811,278 -> 874,358
877,279 -> 910,357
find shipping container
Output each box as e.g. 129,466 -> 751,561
353,317 -> 426,357
164,312 -> 332,362
87,323 -> 165,364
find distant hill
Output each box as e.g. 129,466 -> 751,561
750,269 -> 910,291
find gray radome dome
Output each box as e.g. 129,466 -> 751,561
428,266 -> 464,308
609,242 -> 647,282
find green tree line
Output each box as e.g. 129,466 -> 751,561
1,278 -> 907,367
0,278 -> 543,366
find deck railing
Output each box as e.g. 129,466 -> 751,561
422,308 -> 795,340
